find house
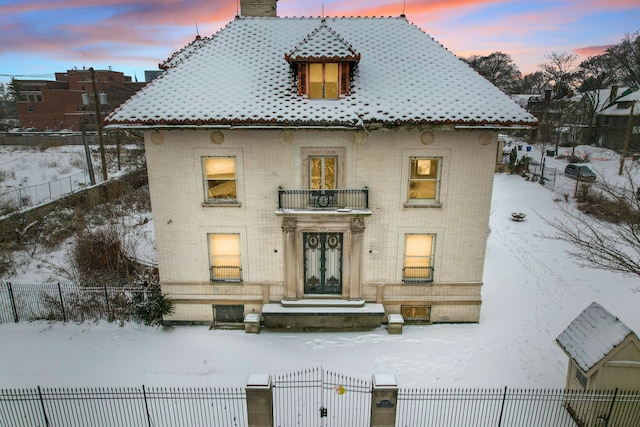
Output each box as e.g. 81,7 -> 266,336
105,0 -> 536,330
597,89 -> 640,152
556,302 -> 640,425
14,68 -> 146,132
556,302 -> 640,391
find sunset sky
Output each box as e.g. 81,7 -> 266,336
1,0 -> 639,85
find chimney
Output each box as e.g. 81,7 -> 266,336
240,0 -> 277,17
609,85 -> 619,103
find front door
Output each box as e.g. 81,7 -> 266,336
303,232 -> 342,295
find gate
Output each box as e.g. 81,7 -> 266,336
273,367 -> 371,427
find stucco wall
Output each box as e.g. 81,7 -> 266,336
145,127 -> 495,323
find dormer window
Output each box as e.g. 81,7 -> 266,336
310,63 -> 338,99
286,22 -> 360,99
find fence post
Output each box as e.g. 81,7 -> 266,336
603,388 -> 619,427
370,374 -> 398,427
37,386 -> 51,427
7,282 -> 19,322
57,283 -> 66,322
497,386 -> 508,427
104,285 -> 112,322
142,385 -> 153,427
245,374 -> 273,427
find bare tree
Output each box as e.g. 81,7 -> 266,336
539,52 -> 580,99
606,31 -> 640,90
519,71 -> 546,94
462,51 -> 522,94
543,167 -> 640,279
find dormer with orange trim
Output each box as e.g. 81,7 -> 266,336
285,21 -> 360,99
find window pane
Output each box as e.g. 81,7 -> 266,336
324,157 -> 336,189
325,63 -> 339,98
409,180 -> 436,199
210,234 -> 241,281
310,157 -> 323,189
205,158 -> 236,200
411,159 -> 437,179
309,64 -> 323,99
406,235 -> 432,257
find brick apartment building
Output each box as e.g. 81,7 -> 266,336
14,68 -> 146,132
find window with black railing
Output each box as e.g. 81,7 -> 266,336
402,266 -> 434,284
277,188 -> 369,211
209,265 -> 242,283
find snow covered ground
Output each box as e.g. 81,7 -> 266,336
0,141 -> 639,390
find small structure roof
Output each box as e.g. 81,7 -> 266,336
556,302 -> 635,373
106,16 -> 536,128
599,89 -> 640,117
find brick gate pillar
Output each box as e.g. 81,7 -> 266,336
370,374 -> 398,427
246,374 -> 273,427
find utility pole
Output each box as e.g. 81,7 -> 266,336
80,119 -> 96,185
90,67 -> 108,182
619,100 -> 636,176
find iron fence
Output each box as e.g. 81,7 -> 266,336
273,367 -> 372,427
0,170 -> 101,213
0,282 -> 154,324
396,387 -> 640,427
0,386 -> 247,427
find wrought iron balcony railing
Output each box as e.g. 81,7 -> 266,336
402,266 -> 434,284
277,189 -> 369,211
210,266 -> 242,283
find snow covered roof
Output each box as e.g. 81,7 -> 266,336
106,16 -> 537,128
556,302 -> 635,373
599,89 -> 640,117
285,21 -> 360,62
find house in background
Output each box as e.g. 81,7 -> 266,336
105,0 -> 536,330
14,68 -> 146,132
556,302 -> 640,425
597,89 -> 640,152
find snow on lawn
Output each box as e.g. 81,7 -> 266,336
0,143 -> 639,390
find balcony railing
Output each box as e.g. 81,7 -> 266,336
210,266 -> 242,283
277,189 -> 369,211
402,266 -> 434,284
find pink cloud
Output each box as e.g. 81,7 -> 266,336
573,45 -> 615,57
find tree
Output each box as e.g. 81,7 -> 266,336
0,81 -> 18,125
519,71 -> 546,94
462,51 -> 522,94
543,168 -> 640,279
538,52 -> 580,99
605,31 -> 640,90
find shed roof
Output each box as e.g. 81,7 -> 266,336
556,302 -> 635,373
106,16 -> 536,128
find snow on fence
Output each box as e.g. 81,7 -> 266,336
0,386 -> 247,427
0,282 -> 154,324
0,170 -> 102,213
1,381 -> 638,427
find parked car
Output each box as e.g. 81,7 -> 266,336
564,164 -> 596,182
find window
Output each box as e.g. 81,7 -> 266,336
213,305 -> 244,325
203,157 -> 236,203
309,63 -> 339,99
403,234 -> 434,283
401,305 -> 432,324
575,367 -> 588,388
310,156 -> 337,189
209,234 -> 242,282
408,157 -> 441,202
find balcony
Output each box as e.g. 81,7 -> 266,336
210,266 -> 242,283
276,189 -> 370,214
402,266 -> 434,284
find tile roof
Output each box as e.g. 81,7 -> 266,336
556,302 -> 635,373
106,16 -> 537,128
285,21 -> 360,62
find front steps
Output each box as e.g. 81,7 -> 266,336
261,299 -> 385,332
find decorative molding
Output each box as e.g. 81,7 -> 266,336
350,217 -> 365,233
150,130 -> 164,145
279,129 -> 293,145
282,217 -> 297,232
478,132 -> 492,145
210,130 -> 224,145
420,131 -> 435,145
353,130 -> 368,145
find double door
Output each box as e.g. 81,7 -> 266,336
303,232 -> 342,295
